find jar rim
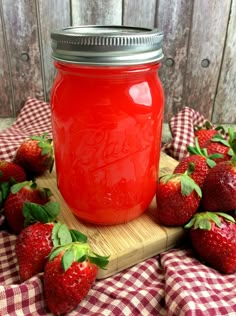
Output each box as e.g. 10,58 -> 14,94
51,25 -> 164,66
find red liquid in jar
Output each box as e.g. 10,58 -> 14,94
51,62 -> 164,225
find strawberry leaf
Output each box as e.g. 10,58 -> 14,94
198,218 -> 212,230
62,249 -> 75,271
23,203 -> 48,226
89,252 -> 110,269
184,216 -> 196,229
43,201 -> 60,219
23,201 -> 60,226
206,158 -> 216,168
216,212 -> 235,223
70,229 -> 87,243
159,174 -> 176,184
228,148 -> 234,157
30,135 -> 45,141
207,212 -> 221,227
49,245 -> 65,261
211,135 -> 230,147
57,223 -> 73,245
52,222 -> 64,247
74,247 -> 88,262
180,175 -> 202,198
11,181 -> 31,194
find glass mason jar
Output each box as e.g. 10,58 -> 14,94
50,26 -> 164,225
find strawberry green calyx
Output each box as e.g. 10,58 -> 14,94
184,211 -> 235,231
187,138 -> 223,168
180,172 -> 202,198
49,242 -> 109,271
52,222 -> 88,247
10,180 -> 52,199
10,181 -> 34,194
23,201 -> 60,226
160,167 -> 202,198
30,132 -> 53,156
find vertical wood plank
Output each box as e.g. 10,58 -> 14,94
37,0 -> 71,101
71,0 -> 122,25
213,0 -> 236,123
0,5 -> 13,116
2,0 -> 44,115
157,0 -> 193,122
183,0 -> 231,120
123,0 -> 156,28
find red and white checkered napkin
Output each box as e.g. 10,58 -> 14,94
162,107 -> 206,161
161,248 -> 236,316
0,97 -> 52,161
0,98 -> 236,315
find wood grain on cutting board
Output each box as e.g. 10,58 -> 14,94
37,152 -> 185,279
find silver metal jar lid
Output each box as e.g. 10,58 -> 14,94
51,25 -> 164,66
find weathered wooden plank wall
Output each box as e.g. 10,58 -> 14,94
0,0 -> 236,124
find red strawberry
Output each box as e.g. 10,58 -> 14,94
185,212 -> 236,274
15,203 -> 87,282
4,181 -> 51,234
155,169 -> 202,226
14,133 -> 54,175
16,222 -> 54,281
44,242 -> 109,315
0,160 -> 26,184
202,160 -> 236,212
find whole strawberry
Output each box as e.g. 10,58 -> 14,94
15,202 -> 87,282
14,133 -> 54,175
16,222 -> 54,281
0,160 -> 26,184
202,160 -> 236,212
44,242 -> 109,315
155,168 -> 202,226
15,201 -> 59,281
185,212 -> 236,274
4,181 -> 51,234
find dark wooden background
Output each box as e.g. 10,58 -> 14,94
0,0 -> 236,123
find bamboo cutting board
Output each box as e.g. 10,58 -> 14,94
37,152 -> 185,279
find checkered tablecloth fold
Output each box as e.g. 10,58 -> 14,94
162,107 -> 206,161
0,98 -> 236,315
161,248 -> 236,316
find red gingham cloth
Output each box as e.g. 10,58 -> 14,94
0,98 -> 236,315
162,107 -> 206,161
